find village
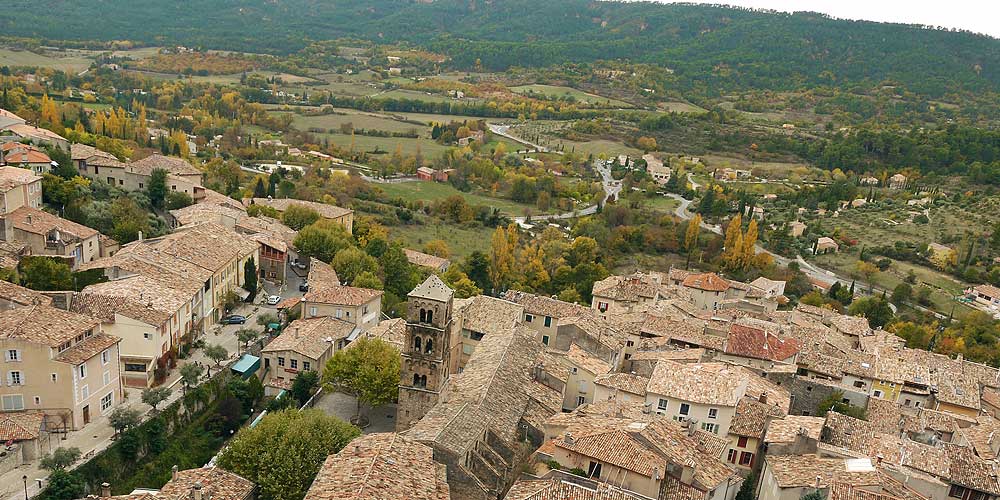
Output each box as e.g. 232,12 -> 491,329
0,122 -> 998,500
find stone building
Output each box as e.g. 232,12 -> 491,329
397,275 -> 455,431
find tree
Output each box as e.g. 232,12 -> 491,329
20,256 -> 73,291
294,220 -> 352,263
322,337 -> 400,424
40,447 -> 81,471
252,177 -> 267,198
847,296 -> 893,329
735,472 -> 757,500
332,246 -> 379,284
109,406 -> 142,436
165,191 -> 193,210
180,362 -> 203,390
855,260 -> 879,293
141,386 -> 171,411
422,239 -> 450,258
351,270 -> 383,290
817,390 -> 866,419
636,136 -> 657,152
282,204 -> 321,230
204,344 -> 229,366
489,224 -> 517,292
237,328 -> 258,354
291,370 -> 320,407
891,283 -> 913,305
379,243 -> 417,298
147,168 -> 168,209
44,470 -> 85,500
801,490 -> 827,500
217,409 -> 360,500
441,267 -> 481,298
684,214 -> 702,269
110,197 -> 151,243
243,257 -> 258,300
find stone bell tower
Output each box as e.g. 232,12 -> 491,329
396,274 -> 454,431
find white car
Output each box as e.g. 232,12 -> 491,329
265,295 -> 281,305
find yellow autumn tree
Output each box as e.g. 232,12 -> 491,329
39,94 -> 61,128
489,224 -> 517,292
684,214 -> 702,270
741,219 -> 759,271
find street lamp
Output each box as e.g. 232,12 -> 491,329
22,475 -> 28,500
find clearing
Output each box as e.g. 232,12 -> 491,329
377,181 -> 543,217
510,84 -> 633,108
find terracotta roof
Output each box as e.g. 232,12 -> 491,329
764,416 -> 825,444
307,259 -> 341,289
505,477 -> 648,500
0,304 -> 101,347
360,318 -> 406,351
591,272 -> 665,302
70,293 -> 171,327
0,279 -> 53,307
305,284 -> 382,307
70,143 -> 117,162
828,315 -> 871,337
263,316 -> 353,359
248,197 -> 352,220
4,206 -> 99,240
729,396 -> 784,439
457,295 -> 523,337
0,411 -> 44,441
304,433 -> 449,500
681,272 -> 730,292
158,467 -> 254,500
2,148 -> 50,166
724,323 -> 799,361
78,275 -> 191,321
0,240 -> 28,269
766,455 -> 882,489
503,290 -> 592,319
563,344 -> 612,376
594,372 -> 649,396
946,443 -> 1000,495
131,154 -> 202,177
5,123 -> 66,142
646,361 -> 747,406
0,167 -> 42,191
275,296 -> 302,310
403,248 -> 450,271
54,332 -> 120,365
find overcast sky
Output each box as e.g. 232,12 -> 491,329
656,0 -> 1000,38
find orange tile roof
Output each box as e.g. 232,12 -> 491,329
0,411 -> 44,441
5,206 -> 99,240
724,323 -> 799,361
682,272 -> 731,292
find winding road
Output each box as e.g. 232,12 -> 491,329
515,159 -> 621,224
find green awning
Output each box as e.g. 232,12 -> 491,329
231,354 -> 260,379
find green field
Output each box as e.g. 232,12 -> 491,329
658,101 -> 709,113
377,180 -> 544,217
641,195 -> 680,213
0,47 -> 92,72
560,139 -> 642,157
378,89 -> 472,104
283,110 -> 429,135
510,84 -> 633,108
390,221 -> 493,259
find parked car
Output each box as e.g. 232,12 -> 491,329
221,315 -> 247,325
299,281 -> 309,292
265,295 -> 281,305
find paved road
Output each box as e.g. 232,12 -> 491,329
488,123 -> 552,153
514,160 -> 620,224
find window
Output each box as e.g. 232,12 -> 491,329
81,385 -> 89,399
544,316 -> 552,328
413,337 -> 422,352
470,331 -> 484,341
727,449 -> 738,463
291,359 -> 298,369
577,396 -> 586,406
463,344 -> 474,355
679,403 -> 690,416
277,357 -> 285,367
571,367 -> 578,374
587,461 -> 603,479
139,183 -> 144,189
335,309 -> 343,318
525,314 -> 533,323
303,361 -> 311,371
853,380 -> 865,388
5,349 -> 20,362
424,339 -> 433,354
124,363 -> 146,372
708,408 -> 718,419
144,333 -> 152,340
873,390 -> 883,398
51,373 -> 57,382
101,349 -> 110,365
101,392 -> 113,412
309,307 -> 318,317
737,436 -> 749,448
739,452 -> 754,467
598,302 -> 608,312
79,364 -> 87,379
107,177 -> 114,184
657,399 -> 668,410
7,371 -> 23,385
103,371 -> 111,385
541,335 -> 549,345
904,399 -> 912,407
34,396 -> 41,405
1,394 -> 24,410
626,340 -> 634,347
701,422 -> 718,434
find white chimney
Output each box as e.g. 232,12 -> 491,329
172,465 -> 179,480
192,483 -> 203,500
101,483 -> 111,497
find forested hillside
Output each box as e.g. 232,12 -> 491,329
3,0 -> 999,97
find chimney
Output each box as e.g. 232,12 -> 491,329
759,392 -> 768,404
26,214 -> 32,225
138,231 -> 143,242
172,465 -> 179,480
101,483 -> 111,497
563,432 -> 574,445
192,483 -> 203,500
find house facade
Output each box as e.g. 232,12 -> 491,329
0,166 -> 43,214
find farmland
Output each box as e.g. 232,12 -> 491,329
376,181 -> 543,217
509,84 -> 633,108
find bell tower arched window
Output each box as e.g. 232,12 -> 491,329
413,336 -> 422,352
419,309 -> 427,323
426,310 -> 434,324
425,338 -> 434,354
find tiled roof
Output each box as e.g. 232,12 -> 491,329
563,344 -> 611,376
54,333 -> 119,365
594,372 -> 649,396
0,240 -> 28,269
591,272 -> 665,302
71,292 -> 171,327
724,323 -> 799,361
503,290 -> 593,319
305,284 -> 382,306
765,455 -> 881,489
646,361 -> 747,406
0,304 -> 101,347
681,272 -> 731,292
5,123 -> 66,142
5,206 -> 99,240
304,433 -> 449,500
263,316 -> 353,359
0,278 -> 53,307
555,428 -> 667,477
403,248 -> 450,271
307,259 -> 341,289
630,348 -> 705,364
158,467 -> 254,500
828,314 -> 871,337
70,143 -> 117,161
2,148 -> 50,165
0,411 -> 44,441
248,197 -> 352,220
0,166 -> 42,191
505,477 -> 649,500
360,318 -> 406,351
131,154 -> 202,177
729,396 -> 784,439
946,443 -> 1000,495
457,295 -> 524,337
78,275 -> 191,321
408,274 -> 453,302
764,416 -> 825,444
